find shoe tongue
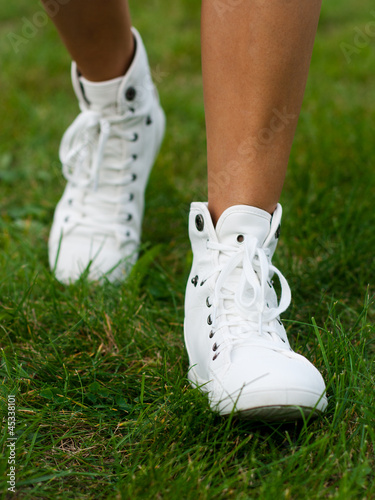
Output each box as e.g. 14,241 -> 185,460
215,205 -> 271,246
79,75 -> 123,114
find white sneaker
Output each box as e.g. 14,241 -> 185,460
184,202 -> 328,420
49,27 -> 166,283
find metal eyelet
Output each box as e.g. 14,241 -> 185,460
209,330 -> 215,339
131,133 -> 138,142
125,86 -> 136,101
237,234 -> 244,243
127,214 -> 132,221
207,315 -> 212,325
146,115 -> 152,125
129,193 -> 134,201
131,174 -> 137,181
132,154 -> 138,160
206,297 -> 212,308
212,343 -> 218,352
212,353 -> 220,361
195,214 -> 204,231
68,199 -> 73,205
191,275 -> 198,287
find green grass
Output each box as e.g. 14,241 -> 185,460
1,0 -> 375,498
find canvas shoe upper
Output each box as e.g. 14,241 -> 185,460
49,27 -> 166,283
184,202 -> 328,420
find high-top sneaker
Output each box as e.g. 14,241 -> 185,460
49,27 -> 165,283
184,202 -> 327,420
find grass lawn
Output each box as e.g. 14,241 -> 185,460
1,0 -> 375,498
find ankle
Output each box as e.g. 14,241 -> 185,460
77,33 -> 135,82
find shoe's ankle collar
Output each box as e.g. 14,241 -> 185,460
116,27 -> 155,114
71,27 -> 155,115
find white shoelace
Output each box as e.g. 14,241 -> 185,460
204,234 -> 291,345
59,110 -> 138,237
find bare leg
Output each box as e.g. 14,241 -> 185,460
41,0 -> 134,81
201,0 -> 322,223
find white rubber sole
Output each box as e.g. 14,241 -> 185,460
188,368 -> 327,421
